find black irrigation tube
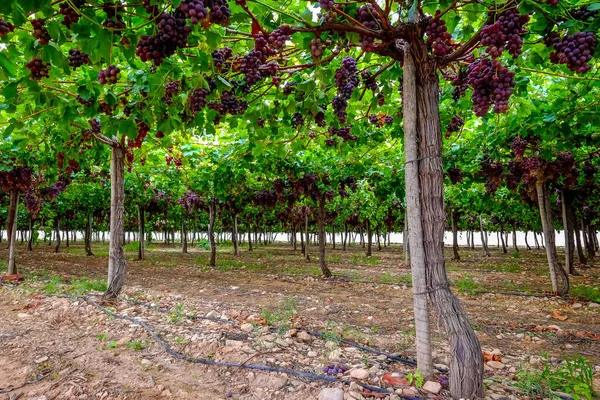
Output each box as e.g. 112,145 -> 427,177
122,296 -> 438,371
84,297 -> 424,400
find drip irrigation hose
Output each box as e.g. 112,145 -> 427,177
84,297 -> 424,400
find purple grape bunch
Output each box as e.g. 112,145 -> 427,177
549,32 -> 596,74
480,7 -> 530,58
322,363 -> 347,376
466,58 -> 515,116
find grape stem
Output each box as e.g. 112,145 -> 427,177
368,0 -> 389,29
518,67 -> 600,82
41,85 -> 77,97
246,0 -> 307,25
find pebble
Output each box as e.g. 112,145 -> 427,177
328,349 -> 342,362
318,388 -> 344,400
349,368 -> 369,380
589,303 -> 600,309
17,313 -> 31,319
240,323 -> 253,333
308,351 -> 318,357
572,303 -> 582,309
297,331 -> 312,341
276,338 -> 290,348
35,356 -> 48,364
422,381 -> 442,394
487,361 -> 505,369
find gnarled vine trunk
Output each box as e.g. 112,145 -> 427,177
317,195 -> 331,277
561,190 -> 577,274
451,211 -> 460,261
7,190 -> 20,275
85,212 -> 94,256
366,219 -> 373,257
209,199 -> 216,267
137,206 -> 144,260
54,217 -> 61,253
233,214 -> 240,256
536,182 -> 569,295
404,43 -> 483,399
480,216 -> 490,257
182,220 -> 188,254
27,216 -> 34,252
104,144 -> 127,299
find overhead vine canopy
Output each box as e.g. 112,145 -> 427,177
0,0 -> 598,399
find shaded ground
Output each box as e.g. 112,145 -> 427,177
0,240 -> 599,400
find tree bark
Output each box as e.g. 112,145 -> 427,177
332,224 -> 336,250
536,182 -> 569,296
83,211 -> 94,256
451,211 -> 460,261
54,217 -> 61,253
533,231 -> 540,249
402,46 -> 433,381
480,216 -> 491,257
524,231 -> 531,250
209,199 -> 216,267
366,219 -> 373,257
561,190 -> 576,275
404,44 -> 483,399
182,220 -> 188,254
376,225 -> 381,251
343,223 -> 348,251
137,206 -> 144,260
104,144 -> 127,299
574,216 -> 587,265
7,190 -> 20,275
586,223 -> 596,260
403,214 -> 410,263
499,224 -> 507,254
27,216 -> 34,251
304,213 -> 310,262
318,195 -> 331,277
233,214 -> 239,256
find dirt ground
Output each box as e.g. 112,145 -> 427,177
0,240 -> 599,400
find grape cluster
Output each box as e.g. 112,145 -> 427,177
25,58 -> 50,80
0,166 -> 34,192
208,90 -> 248,116
572,6 -> 598,21
425,11 -> 452,56
128,120 -> 150,148
329,126 -> 356,142
466,58 -> 515,116
254,190 -> 279,207
88,119 -> 101,133
31,19 -> 51,45
317,0 -> 334,11
178,0 -> 207,24
445,115 -> 464,136
59,2 -> 80,28
144,0 -> 160,17
190,88 -> 209,115
505,161 -> 523,190
206,0 -> 231,25
68,49 -> 90,69
447,167 -> 463,184
76,95 -> 93,107
310,37 -> 326,59
163,80 -> 180,104
377,93 -> 385,106
549,32 -> 596,74
384,115 -> 393,125
98,65 -> 120,84
0,19 -> 14,37
546,0 -> 559,6
451,71 -> 467,102
103,14 -> 126,31
480,7 -> 530,58
361,70 -> 377,92
99,101 -> 114,115
239,34 -> 276,86
332,57 -> 358,123
322,364 -> 347,376
510,137 -> 528,161
136,12 -> 191,66
583,161 -> 597,184
283,82 -> 297,95
314,111 -> 327,127
257,117 -> 265,127
178,190 -> 203,213
292,112 -> 304,127
355,5 -> 382,52
268,25 -> 292,52
480,161 -> 504,194
212,47 -> 233,71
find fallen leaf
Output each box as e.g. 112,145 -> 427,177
382,373 -> 409,386
483,352 -> 502,362
552,310 -> 568,321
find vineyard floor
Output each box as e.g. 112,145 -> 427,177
0,242 -> 599,400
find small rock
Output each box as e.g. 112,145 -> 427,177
319,388 -> 344,400
422,381 -> 442,394
240,323 -> 253,333
297,331 -> 312,341
35,356 -> 49,364
276,338 -> 290,348
434,363 -> 448,370
225,340 -> 244,348
487,361 -> 505,369
328,348 -> 342,362
547,325 -> 562,332
308,351 -> 318,358
402,388 -> 417,396
17,313 -> 31,319
141,359 -> 152,366
350,368 -> 369,380
515,333 -> 524,339
565,343 -> 574,349
588,303 -> 600,309
572,303 -> 582,309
